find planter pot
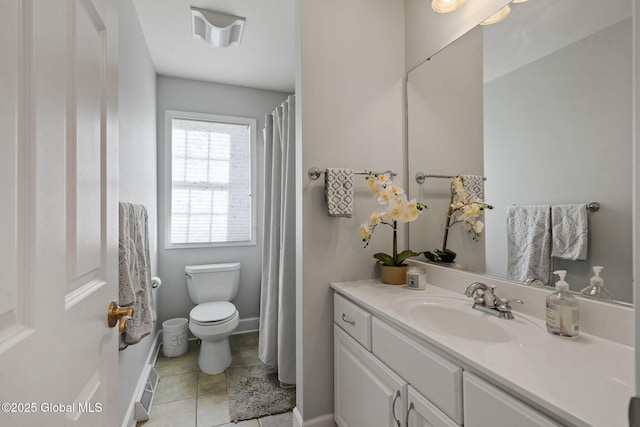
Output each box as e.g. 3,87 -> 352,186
380,264 -> 408,285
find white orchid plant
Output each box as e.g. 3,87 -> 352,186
425,176 -> 493,263
360,173 -> 426,266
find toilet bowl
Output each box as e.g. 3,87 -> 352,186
189,301 -> 240,374
185,263 -> 241,375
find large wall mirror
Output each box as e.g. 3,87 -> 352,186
407,0 -> 633,304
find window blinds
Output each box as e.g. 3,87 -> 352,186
170,118 -> 252,244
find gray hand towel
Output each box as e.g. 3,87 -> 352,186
325,168 -> 354,217
551,204 -> 588,260
506,205 -> 551,284
119,202 -> 155,349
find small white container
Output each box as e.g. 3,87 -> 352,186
406,267 -> 426,290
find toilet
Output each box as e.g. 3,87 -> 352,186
185,262 -> 241,375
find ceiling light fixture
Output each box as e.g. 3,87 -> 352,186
480,4 -> 511,25
511,0 -> 528,3
431,0 -> 466,14
191,7 -> 246,48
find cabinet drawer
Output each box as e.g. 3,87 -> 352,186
334,293 -> 372,351
463,372 -> 561,427
372,317 -> 463,425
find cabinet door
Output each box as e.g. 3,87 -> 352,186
463,373 -> 561,427
334,325 -> 407,427
406,386 -> 460,427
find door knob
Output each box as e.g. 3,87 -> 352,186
107,301 -> 133,333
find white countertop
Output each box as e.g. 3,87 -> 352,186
331,279 -> 633,427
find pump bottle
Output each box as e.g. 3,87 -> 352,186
546,270 -> 579,338
580,266 -> 614,300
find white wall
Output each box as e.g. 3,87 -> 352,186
296,0 -> 406,422
117,0 -> 158,425
406,27 -> 486,273
156,76 -> 290,326
484,19 -> 633,302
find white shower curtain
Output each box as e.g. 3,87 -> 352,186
259,95 -> 296,385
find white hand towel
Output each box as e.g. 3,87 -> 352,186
325,168 -> 354,217
506,205 -> 551,284
551,204 -> 588,260
119,202 -> 155,349
461,175 -> 485,202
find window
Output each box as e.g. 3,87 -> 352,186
165,111 -> 256,248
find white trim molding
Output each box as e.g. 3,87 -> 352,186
233,316 -> 259,335
633,0 -> 640,396
293,407 -> 336,427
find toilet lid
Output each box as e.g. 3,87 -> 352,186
190,302 -> 236,323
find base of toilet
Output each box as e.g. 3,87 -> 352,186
198,338 -> 232,375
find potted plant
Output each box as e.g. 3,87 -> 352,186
360,173 -> 426,285
424,176 -> 492,263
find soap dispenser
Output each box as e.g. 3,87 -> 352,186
546,270 -> 579,338
580,266 -> 614,300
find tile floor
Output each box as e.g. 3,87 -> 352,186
138,332 -> 293,427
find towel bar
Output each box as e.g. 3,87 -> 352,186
308,167 -> 397,181
586,202 -> 600,212
509,202 -> 600,212
415,171 -> 487,184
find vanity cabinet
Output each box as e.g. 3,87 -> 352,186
334,326 -> 406,427
334,292 -> 567,427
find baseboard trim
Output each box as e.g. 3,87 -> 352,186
293,407 -> 336,427
121,330 -> 162,427
293,407 -> 303,427
233,316 -> 259,334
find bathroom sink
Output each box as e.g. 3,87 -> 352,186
392,297 -> 514,343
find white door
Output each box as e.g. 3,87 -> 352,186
0,0 -> 119,426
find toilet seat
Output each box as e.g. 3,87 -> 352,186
190,301 -> 237,325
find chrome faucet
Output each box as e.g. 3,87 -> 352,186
464,282 -> 523,319
523,276 -> 545,288
465,282 -> 499,308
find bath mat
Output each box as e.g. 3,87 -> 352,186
226,364 -> 295,422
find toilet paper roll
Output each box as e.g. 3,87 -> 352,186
151,276 -> 162,289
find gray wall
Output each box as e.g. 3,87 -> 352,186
156,76 -> 290,326
117,0 -> 158,424
296,0 -> 406,422
484,19 -> 633,302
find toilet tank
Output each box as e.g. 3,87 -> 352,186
185,262 -> 241,304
